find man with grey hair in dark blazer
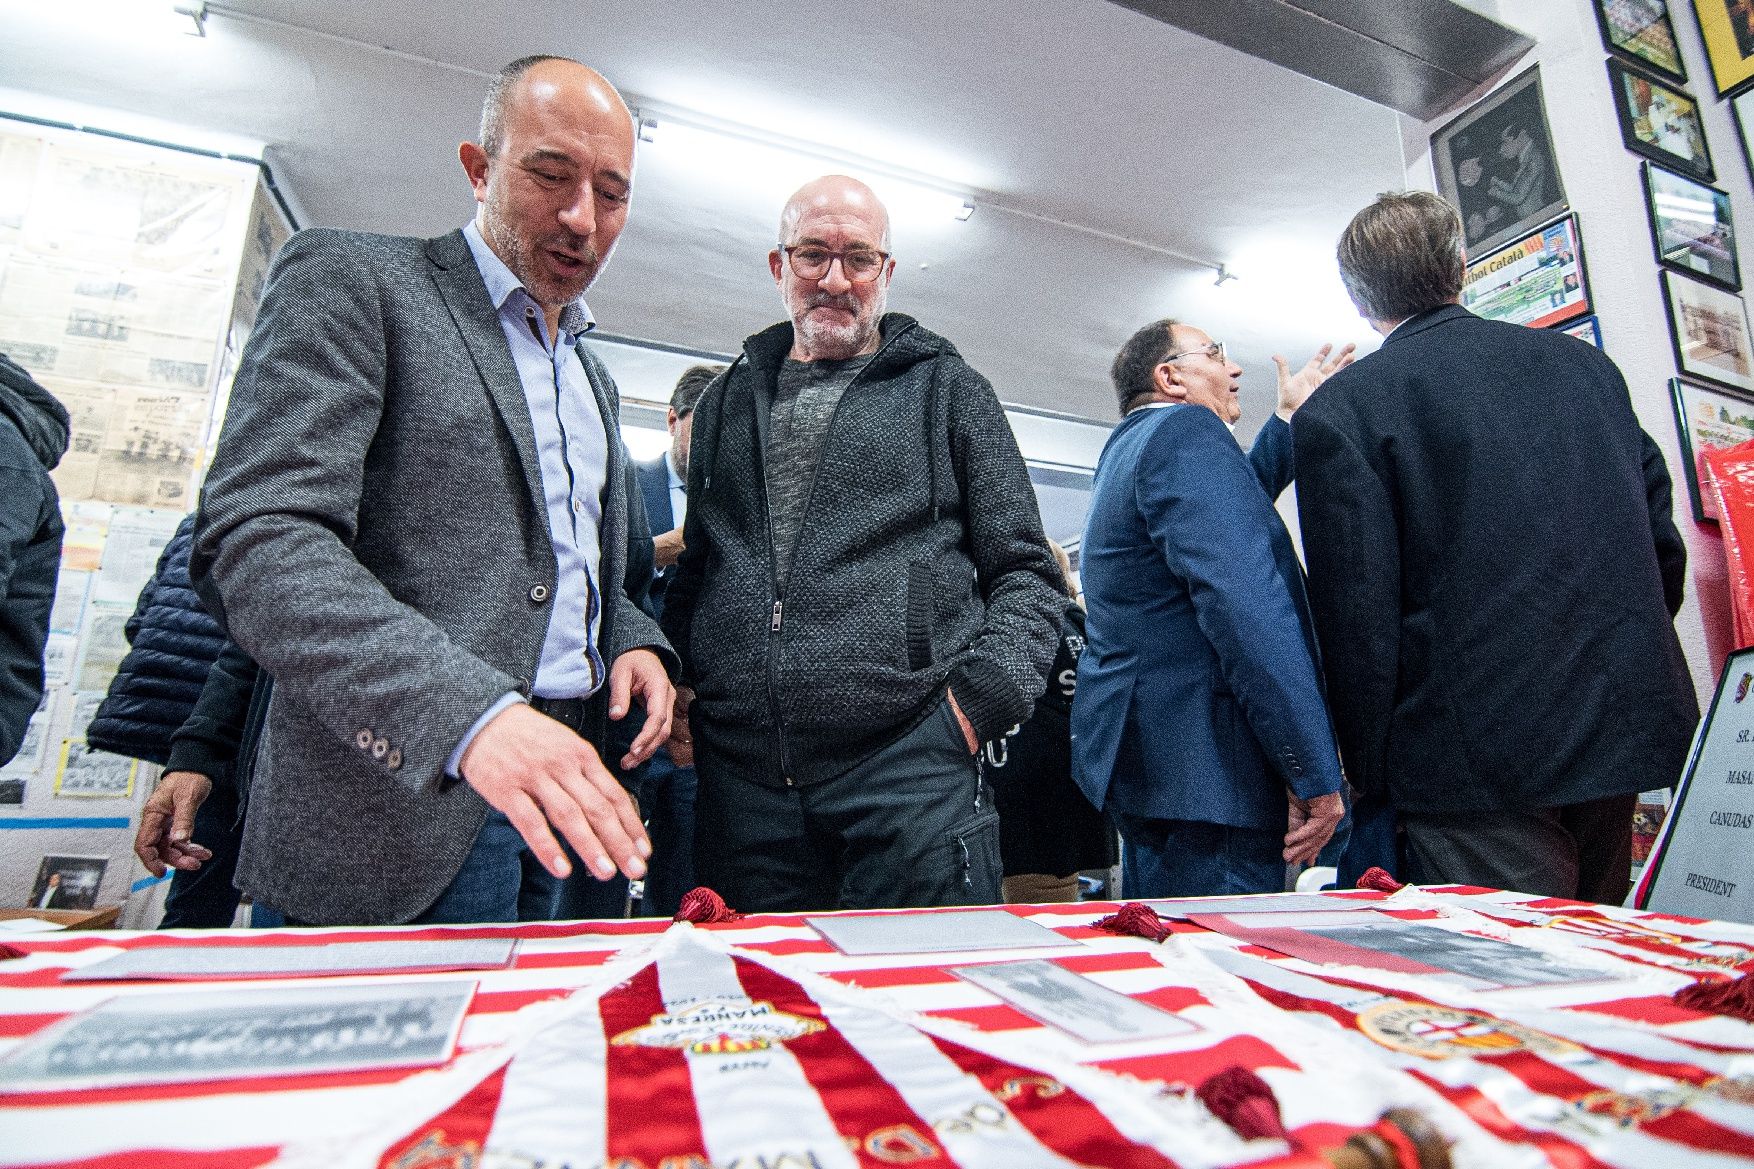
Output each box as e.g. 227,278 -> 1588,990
1294,190 -> 1697,903
189,56 -> 673,926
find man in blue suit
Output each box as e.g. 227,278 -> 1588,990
630,363 -> 721,914
1071,320 -> 1350,896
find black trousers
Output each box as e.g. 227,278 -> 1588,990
1400,792 -> 1637,904
694,696 -> 1001,912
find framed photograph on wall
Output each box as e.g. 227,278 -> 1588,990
1669,377 -> 1754,520
27,855 -> 107,912
1593,0 -> 1688,81
1662,270 -> 1754,392
1643,162 -> 1740,290
1460,215 -> 1591,329
1695,0 -> 1754,96
1432,67 -> 1568,258
1562,315 -> 1604,347
1734,89 -> 1754,182
1607,58 -> 1716,181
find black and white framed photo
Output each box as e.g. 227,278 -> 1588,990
1643,162 -> 1740,290
1593,0 -> 1688,82
1608,58 -> 1716,182
1662,270 -> 1754,393
1431,67 -> 1569,258
1669,377 -> 1754,521
27,855 -> 108,912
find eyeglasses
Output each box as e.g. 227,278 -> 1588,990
1163,341 -> 1227,366
781,245 -> 890,283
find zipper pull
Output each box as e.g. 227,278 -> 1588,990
771,600 -> 783,632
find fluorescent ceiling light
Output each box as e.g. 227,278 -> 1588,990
173,1 -> 208,36
635,106 -> 976,227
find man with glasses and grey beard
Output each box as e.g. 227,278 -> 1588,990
1072,320 -> 1352,897
661,175 -> 1062,912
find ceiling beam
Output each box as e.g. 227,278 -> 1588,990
1104,0 -> 1532,119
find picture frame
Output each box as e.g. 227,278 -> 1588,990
1669,377 -> 1754,521
1694,0 -> 1754,97
1642,162 -> 1741,291
1607,57 -> 1716,182
1431,66 -> 1569,258
1562,315 -> 1605,347
1460,214 -> 1591,330
1734,88 -> 1754,182
1592,0 -> 1688,82
1662,270 -> 1754,393
27,855 -> 108,912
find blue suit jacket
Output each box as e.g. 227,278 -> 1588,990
1070,407 -> 1341,830
634,455 -> 675,619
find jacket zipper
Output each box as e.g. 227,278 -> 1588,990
763,324 -> 913,789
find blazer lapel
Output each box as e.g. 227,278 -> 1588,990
424,231 -> 546,521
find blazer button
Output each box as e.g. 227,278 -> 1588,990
355,729 -> 373,750
387,747 -> 402,770
529,584 -> 550,603
371,737 -> 390,759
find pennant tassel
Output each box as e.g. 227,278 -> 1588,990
1674,971 -> 1754,1022
1355,867 -> 1405,894
674,887 -> 743,923
1197,1066 -> 1448,1169
1091,902 -> 1175,942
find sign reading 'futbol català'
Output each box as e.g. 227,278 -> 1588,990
1637,646 -> 1754,922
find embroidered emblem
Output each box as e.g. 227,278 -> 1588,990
1575,1087 -> 1690,1127
1359,1003 -> 1580,1060
389,1131 -> 480,1169
610,999 -> 825,1055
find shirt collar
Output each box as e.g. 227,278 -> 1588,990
462,220 -> 595,339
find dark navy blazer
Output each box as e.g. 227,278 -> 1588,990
634,455 -> 675,619
1070,407 -> 1342,830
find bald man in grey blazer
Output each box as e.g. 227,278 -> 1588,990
181,56 -> 673,926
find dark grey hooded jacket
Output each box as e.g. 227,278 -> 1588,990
0,353 -> 70,766
662,313 -> 1062,789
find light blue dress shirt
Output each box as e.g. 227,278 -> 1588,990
447,222 -> 610,775
667,450 -> 688,528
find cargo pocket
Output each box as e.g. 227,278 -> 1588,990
946,807 -> 1002,903
906,560 -> 935,671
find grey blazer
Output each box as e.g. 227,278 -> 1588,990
191,228 -> 671,925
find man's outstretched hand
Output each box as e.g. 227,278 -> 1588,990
460,703 -> 651,882
1273,342 -> 1357,420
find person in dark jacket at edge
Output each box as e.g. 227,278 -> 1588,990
662,175 -> 1063,913
981,539 -> 1117,902
88,513 -> 276,928
0,354 -> 69,769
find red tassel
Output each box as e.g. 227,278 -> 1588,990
1675,972 -> 1754,1022
1091,902 -> 1174,942
1197,1065 -> 1289,1142
0,944 -> 24,961
1357,866 -> 1406,893
674,887 -> 743,924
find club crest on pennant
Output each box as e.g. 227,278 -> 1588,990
1359,1003 -> 1581,1060
610,998 -> 825,1055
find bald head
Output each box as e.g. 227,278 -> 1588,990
480,55 -> 632,159
461,56 -> 635,332
770,175 -> 895,362
778,175 -> 892,252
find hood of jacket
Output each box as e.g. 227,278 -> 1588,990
739,312 -> 957,378
0,354 -> 71,470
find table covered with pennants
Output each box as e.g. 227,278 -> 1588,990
5,885 -> 1754,1169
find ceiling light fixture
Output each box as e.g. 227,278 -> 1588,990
1214,264 -> 1239,288
634,102 -> 977,225
173,1 -> 208,36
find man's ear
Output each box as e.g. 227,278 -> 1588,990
459,142 -> 491,202
1151,361 -> 1189,402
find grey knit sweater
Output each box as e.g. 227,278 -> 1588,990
663,313 -> 1061,789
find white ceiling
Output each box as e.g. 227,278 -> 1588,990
0,0 -> 1410,432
